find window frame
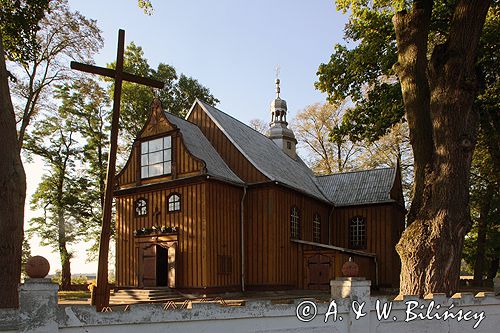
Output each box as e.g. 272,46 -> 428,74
167,193 -> 181,213
290,206 -> 301,240
140,135 -> 172,179
134,197 -> 148,217
313,213 -> 321,243
349,216 -> 367,249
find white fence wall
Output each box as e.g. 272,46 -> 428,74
1,278 -> 499,333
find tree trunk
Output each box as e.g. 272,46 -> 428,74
473,184 -> 494,285
0,32 -> 27,308
487,256 -> 499,280
394,0 -> 491,296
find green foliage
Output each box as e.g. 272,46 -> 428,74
137,0 -> 154,15
0,0 -> 50,62
107,42 -> 219,143
21,238 -> 32,278
54,78 -> 111,260
316,1 -> 496,143
463,129 -> 500,278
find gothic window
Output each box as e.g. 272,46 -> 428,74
140,136 -> 172,178
168,193 -> 181,212
313,213 -> 321,243
349,216 -> 367,249
290,206 -> 300,239
135,198 -> 148,217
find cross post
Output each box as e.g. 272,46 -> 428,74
70,29 -> 164,311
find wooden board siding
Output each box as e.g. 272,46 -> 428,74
204,181 -> 243,288
117,102 -> 204,188
330,203 -> 403,287
245,184 -> 331,289
187,104 -> 268,183
302,250 -> 376,288
115,182 -> 207,288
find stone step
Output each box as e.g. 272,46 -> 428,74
110,288 -> 184,304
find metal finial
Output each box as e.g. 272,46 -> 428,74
275,65 -> 281,98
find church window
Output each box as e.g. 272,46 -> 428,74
290,206 -> 300,239
168,193 -> 181,212
140,136 -> 172,178
135,198 -> 148,217
313,213 -> 321,243
349,216 -> 366,249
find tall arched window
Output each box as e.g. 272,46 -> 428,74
290,206 -> 300,239
167,193 -> 181,212
313,213 -> 321,243
349,216 -> 366,249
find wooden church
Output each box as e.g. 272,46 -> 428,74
114,80 -> 406,292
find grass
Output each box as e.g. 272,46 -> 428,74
58,290 -> 90,301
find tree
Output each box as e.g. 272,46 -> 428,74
291,102 -> 364,174
317,0 -> 492,296
55,78 -> 111,259
462,128 -> 500,284
248,118 -> 268,134
0,0 -> 49,308
25,112 -> 89,290
9,0 -> 102,151
107,42 -> 219,144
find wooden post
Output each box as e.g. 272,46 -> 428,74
70,29 -> 164,310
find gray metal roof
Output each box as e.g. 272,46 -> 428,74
193,100 -> 330,202
164,112 -> 244,185
316,168 -> 397,206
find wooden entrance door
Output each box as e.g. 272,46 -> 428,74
307,254 -> 331,290
139,242 -> 176,288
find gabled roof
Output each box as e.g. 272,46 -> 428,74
316,167 -> 397,206
190,100 -> 330,203
164,112 -> 244,186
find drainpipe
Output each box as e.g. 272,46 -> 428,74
328,205 -> 335,245
240,186 -> 247,292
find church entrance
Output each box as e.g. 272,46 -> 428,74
136,235 -> 177,288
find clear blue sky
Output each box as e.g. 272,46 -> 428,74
29,0 -> 349,274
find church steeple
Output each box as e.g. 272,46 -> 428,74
267,76 -> 297,159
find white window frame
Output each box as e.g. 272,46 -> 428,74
350,216 -> 366,249
290,207 -> 300,239
313,213 -> 321,243
140,136 -> 172,179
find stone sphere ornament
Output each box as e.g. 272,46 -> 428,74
341,257 -> 359,277
25,255 -> 50,278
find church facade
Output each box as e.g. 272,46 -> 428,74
114,81 -> 406,292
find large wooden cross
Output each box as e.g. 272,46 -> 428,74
71,29 -> 164,311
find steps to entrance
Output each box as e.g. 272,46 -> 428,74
110,288 -> 184,304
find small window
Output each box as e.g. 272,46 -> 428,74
349,216 -> 366,249
313,213 -> 321,243
287,141 -> 291,149
135,198 -> 148,217
168,193 -> 181,212
290,206 -> 300,239
140,136 -> 172,178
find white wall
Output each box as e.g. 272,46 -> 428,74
1,279 -> 500,333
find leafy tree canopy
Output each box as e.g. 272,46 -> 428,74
0,0 -> 50,62
107,42 -> 219,143
316,0 -> 497,143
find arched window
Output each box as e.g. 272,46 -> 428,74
135,198 -> 148,217
349,216 -> 366,249
168,193 -> 181,212
290,206 -> 300,239
313,213 -> 321,243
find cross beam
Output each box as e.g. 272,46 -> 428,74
71,29 -> 164,311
